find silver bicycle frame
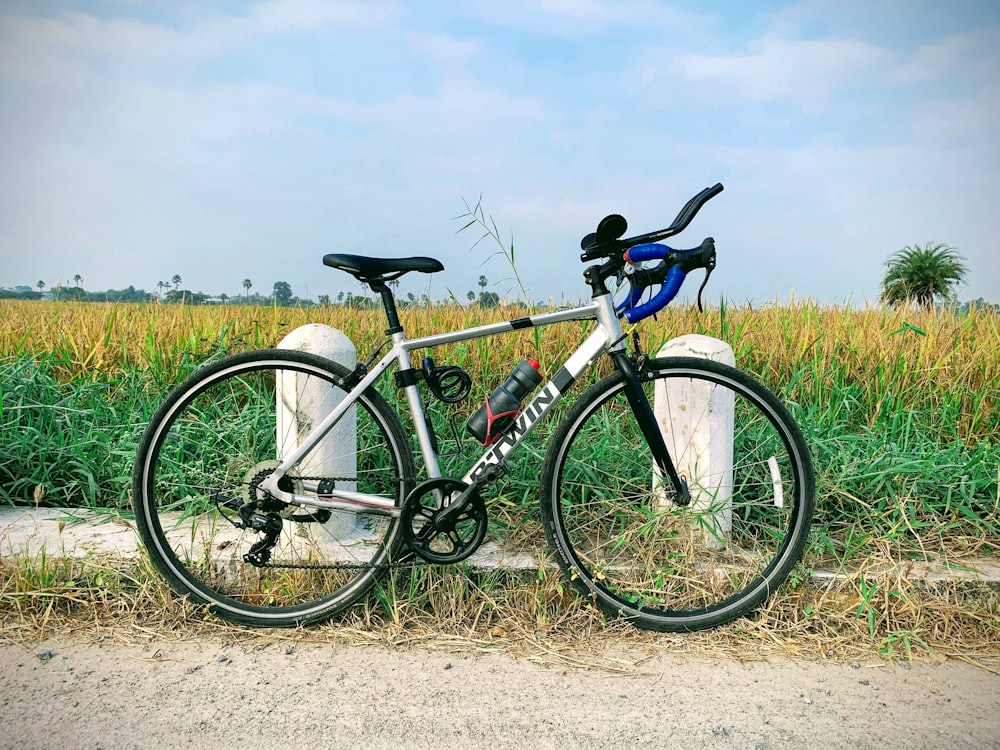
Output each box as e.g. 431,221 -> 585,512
259,293 -> 626,515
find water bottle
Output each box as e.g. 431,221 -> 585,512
466,360 -> 542,446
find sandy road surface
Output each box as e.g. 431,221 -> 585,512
1,637 -> 998,749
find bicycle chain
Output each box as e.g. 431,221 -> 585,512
274,474 -> 417,484
261,558 -> 422,571
249,471 -> 498,571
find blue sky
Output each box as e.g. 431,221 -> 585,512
1,0 -> 998,306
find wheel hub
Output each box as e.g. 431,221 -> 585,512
241,460 -> 301,514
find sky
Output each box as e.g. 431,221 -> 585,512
1,0 -> 998,306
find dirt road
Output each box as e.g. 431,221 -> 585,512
1,637 -> 997,749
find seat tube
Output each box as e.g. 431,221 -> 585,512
393,332 -> 443,480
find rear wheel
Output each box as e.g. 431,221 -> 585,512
541,356 -> 814,631
132,349 -> 414,627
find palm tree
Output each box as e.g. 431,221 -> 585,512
37,280 -> 44,293
243,278 -> 252,302
880,243 -> 968,308
73,274 -> 82,289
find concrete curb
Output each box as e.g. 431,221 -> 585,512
2,508 -> 999,589
0,508 -> 540,572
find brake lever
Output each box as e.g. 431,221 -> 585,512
695,268 -> 712,312
694,237 -> 716,313
615,267 -> 642,315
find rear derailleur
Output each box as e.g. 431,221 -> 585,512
210,463 -> 337,567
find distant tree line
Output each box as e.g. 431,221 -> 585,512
1,275 -> 508,308
957,298 -> 1000,314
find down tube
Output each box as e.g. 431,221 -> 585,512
463,328 -> 610,485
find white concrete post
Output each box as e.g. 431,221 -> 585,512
277,324 -> 357,541
655,334 -> 734,550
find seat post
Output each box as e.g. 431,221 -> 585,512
369,280 -> 404,335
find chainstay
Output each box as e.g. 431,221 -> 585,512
286,474 -> 417,484
255,473 -> 468,570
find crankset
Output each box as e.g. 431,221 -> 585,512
400,478 -> 487,564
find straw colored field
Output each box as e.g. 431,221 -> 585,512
3,300 -> 998,661
4,298 -> 997,439
2,299 -> 998,558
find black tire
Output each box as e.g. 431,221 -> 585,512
541,356 -> 814,631
132,349 -> 414,627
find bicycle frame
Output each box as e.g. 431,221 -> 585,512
258,293 -> 626,515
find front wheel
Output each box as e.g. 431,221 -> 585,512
540,356 -> 814,631
132,349 -> 414,627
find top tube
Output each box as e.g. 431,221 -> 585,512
401,302 -> 600,352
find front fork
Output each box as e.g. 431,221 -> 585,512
611,350 -> 691,506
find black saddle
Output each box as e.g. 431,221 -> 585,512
323,253 -> 444,282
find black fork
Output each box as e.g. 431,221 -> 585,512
611,351 -> 691,507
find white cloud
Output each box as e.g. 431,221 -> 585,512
462,0 -> 710,36
912,84 -> 1000,149
892,28 -> 1000,86
0,0 -> 396,79
235,0 -> 395,36
665,35 -> 888,110
403,31 -> 479,65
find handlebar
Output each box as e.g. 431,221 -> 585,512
617,238 -> 717,323
580,183 -> 723,323
580,182 -> 724,262
619,265 -> 687,323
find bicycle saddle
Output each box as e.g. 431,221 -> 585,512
323,253 -> 444,281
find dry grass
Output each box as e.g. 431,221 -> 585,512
2,550 -> 997,674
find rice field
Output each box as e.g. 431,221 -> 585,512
1,298 -> 998,563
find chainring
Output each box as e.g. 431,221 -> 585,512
400,478 -> 487,564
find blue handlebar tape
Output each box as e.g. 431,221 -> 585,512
615,282 -> 645,315
623,265 -> 686,323
624,243 -> 671,263
617,242 -> 671,315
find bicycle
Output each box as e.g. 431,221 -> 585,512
132,183 -> 815,632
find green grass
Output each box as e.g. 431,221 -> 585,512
2,347 -> 996,566
1,300 -> 998,567
0,355 -> 148,507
